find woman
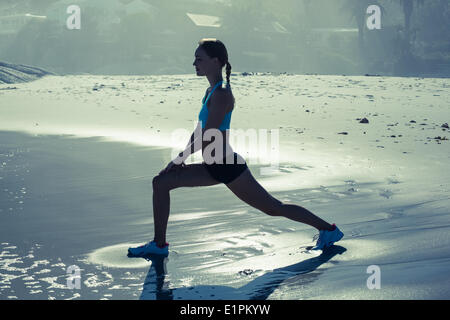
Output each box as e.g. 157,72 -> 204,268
128,39 -> 343,257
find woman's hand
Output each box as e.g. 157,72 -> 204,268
158,160 -> 186,175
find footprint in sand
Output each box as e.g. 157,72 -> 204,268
387,177 -> 401,184
379,189 -> 394,199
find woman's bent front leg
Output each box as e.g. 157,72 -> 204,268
151,163 -> 222,247
152,180 -> 171,247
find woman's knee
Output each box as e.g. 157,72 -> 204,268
152,173 -> 173,191
264,198 -> 284,216
152,175 -> 160,189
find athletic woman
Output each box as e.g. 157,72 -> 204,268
128,39 -> 343,257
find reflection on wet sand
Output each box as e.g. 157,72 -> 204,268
139,246 -> 346,300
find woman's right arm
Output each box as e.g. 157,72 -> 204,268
185,121 -> 202,151
172,121 -> 203,165
159,121 -> 202,174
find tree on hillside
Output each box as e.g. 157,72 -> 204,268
398,0 -> 424,50
341,0 -> 385,52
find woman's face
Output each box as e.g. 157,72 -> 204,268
193,46 -> 219,76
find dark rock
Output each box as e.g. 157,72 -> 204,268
238,269 -> 254,276
359,118 -> 369,124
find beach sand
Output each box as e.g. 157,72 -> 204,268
1,73 -> 449,299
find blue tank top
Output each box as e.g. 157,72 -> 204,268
198,80 -> 232,131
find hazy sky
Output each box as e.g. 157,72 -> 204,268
0,0 -> 448,77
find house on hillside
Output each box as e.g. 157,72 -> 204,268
185,3 -> 292,72
186,13 -> 221,28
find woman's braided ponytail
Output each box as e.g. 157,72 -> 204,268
225,61 -> 232,88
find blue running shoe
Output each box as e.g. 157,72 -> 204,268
128,241 -> 169,257
312,224 -> 344,250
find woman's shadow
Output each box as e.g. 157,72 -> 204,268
133,245 -> 346,300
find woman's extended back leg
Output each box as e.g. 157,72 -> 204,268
225,168 -> 333,231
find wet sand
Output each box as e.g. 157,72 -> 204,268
1,73 -> 450,299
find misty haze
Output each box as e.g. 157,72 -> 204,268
1,0 -> 450,302
1,0 -> 449,77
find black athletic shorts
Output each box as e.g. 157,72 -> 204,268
203,152 -> 248,184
